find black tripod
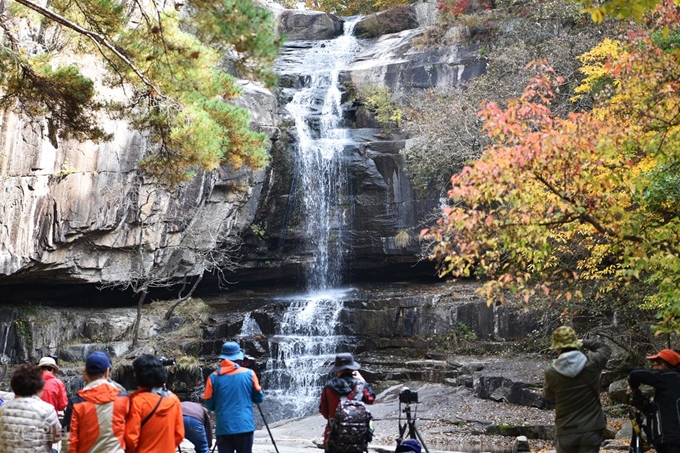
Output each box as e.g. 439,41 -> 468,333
398,398 -> 430,453
628,390 -> 658,453
629,407 -> 649,453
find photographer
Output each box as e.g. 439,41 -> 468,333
125,354 -> 184,453
628,349 -> 680,453
543,326 -> 611,453
319,352 -> 375,452
202,341 -> 264,453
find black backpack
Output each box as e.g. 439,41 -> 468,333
328,382 -> 373,453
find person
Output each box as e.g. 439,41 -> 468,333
543,326 -> 611,453
38,356 -> 69,413
181,401 -> 213,453
396,439 -> 422,453
319,352 -> 376,450
203,341 -> 264,453
124,354 -> 184,453
0,363 -> 62,452
628,348 -> 680,453
62,351 -> 129,453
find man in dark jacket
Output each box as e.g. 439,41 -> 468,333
629,348 -> 680,453
543,326 -> 611,453
320,352 -> 376,452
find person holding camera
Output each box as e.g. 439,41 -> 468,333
319,352 -> 376,451
62,351 -> 129,453
543,326 -> 611,453
628,349 -> 680,453
203,341 -> 264,453
125,354 -> 184,453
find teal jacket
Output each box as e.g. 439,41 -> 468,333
543,339 -> 611,436
203,360 -> 264,435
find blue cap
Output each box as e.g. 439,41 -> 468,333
219,342 -> 244,361
86,351 -> 112,375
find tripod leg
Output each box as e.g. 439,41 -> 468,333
413,427 -> 430,453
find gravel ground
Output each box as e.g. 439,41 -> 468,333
246,381 -> 558,453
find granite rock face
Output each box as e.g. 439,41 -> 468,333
0,83 -> 276,302
343,28 -> 486,99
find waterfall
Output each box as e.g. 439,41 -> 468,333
258,18 -> 362,421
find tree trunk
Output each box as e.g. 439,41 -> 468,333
132,290 -> 147,349
164,275 -> 203,321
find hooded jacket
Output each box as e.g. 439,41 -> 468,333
629,367 -> 680,446
203,359 -> 264,436
41,370 -> 68,412
319,372 -> 376,442
543,339 -> 611,436
125,388 -> 184,453
62,379 -> 129,453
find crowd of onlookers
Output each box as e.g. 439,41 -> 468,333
0,332 -> 678,453
0,341 -> 263,453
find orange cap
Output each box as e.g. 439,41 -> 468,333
646,349 -> 680,366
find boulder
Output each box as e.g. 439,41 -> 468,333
354,5 -> 420,39
277,10 -> 344,41
472,358 -> 547,408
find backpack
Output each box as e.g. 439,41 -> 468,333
328,382 -> 373,453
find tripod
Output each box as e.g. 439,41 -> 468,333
398,399 -> 430,453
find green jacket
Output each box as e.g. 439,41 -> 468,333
543,339 -> 611,436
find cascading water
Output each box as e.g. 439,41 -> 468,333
257,18 -> 362,421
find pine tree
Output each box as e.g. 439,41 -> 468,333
0,0 -> 280,187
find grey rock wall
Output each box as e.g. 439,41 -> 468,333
0,81 -> 277,299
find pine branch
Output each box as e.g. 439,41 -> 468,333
12,0 -> 168,100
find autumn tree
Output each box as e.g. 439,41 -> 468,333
0,0 -> 280,187
423,2 -> 680,339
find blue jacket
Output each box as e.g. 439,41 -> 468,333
203,360 -> 264,435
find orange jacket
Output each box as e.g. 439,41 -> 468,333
125,388 -> 184,453
65,379 -> 129,453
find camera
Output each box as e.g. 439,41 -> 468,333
159,357 -> 176,366
399,388 -> 418,404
